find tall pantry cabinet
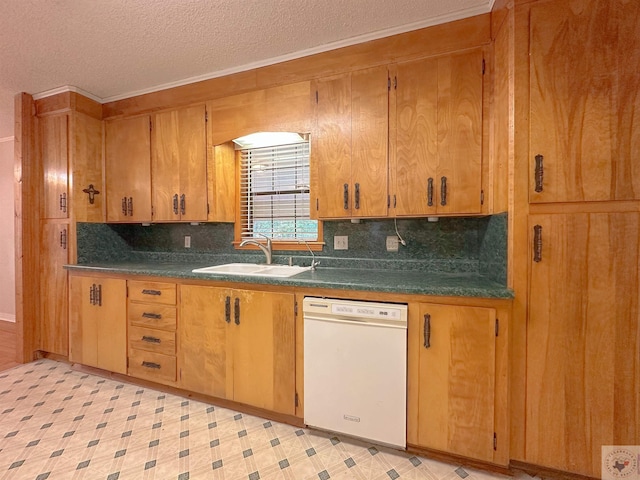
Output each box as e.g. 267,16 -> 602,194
36,93 -> 104,358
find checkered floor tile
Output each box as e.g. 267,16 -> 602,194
0,360 -> 538,480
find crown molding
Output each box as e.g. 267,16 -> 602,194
31,86 -> 103,103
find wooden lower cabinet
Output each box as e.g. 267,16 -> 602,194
526,212 -> 640,477
407,302 -> 502,464
68,275 -> 127,374
179,285 -> 296,415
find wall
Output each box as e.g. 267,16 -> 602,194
0,138 -> 15,322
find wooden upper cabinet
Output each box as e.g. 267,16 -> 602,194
526,212 -> 640,477
529,0 -> 640,202
152,105 -> 208,222
391,49 -> 483,216
105,116 -> 152,222
72,112 -> 104,223
311,66 -> 389,219
40,114 -> 69,219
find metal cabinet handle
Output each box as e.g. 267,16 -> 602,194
59,193 -> 67,213
89,284 -> 95,305
354,183 -> 360,210
127,197 -> 133,216
122,197 -> 127,216
225,296 -> 231,323
173,194 -> 179,215
440,177 -> 447,206
141,361 -> 161,369
96,284 -> 102,306
427,178 -> 434,206
343,184 -> 349,210
180,194 -> 186,216
234,297 -> 240,325
534,154 -> 544,192
141,289 -> 161,296
60,228 -> 67,250
533,225 -> 543,262
142,312 -> 162,319
423,314 -> 431,348
141,336 -> 161,344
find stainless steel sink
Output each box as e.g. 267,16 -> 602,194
192,263 -> 310,278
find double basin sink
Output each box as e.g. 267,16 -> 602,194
192,263 -> 311,278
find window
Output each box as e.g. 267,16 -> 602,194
238,138 -> 318,244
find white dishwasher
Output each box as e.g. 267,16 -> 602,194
303,297 -> 407,449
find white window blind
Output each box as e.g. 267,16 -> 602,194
240,142 -> 318,241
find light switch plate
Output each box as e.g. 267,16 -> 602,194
334,236 -> 348,250
386,236 -> 399,252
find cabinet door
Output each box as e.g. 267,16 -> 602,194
40,114 -> 68,219
179,285 -> 232,399
351,65 -> 389,218
105,116 -> 152,222
69,276 -> 97,367
436,49 -> 483,214
232,290 -> 296,415
312,74 -> 352,218
207,142 -> 236,222
526,213 -> 640,476
408,303 -> 496,462
72,112 -> 104,223
529,0 -> 640,202
40,222 -> 69,356
152,105 -> 207,222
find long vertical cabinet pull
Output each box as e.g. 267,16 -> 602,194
423,314 -> 431,348
534,154 -> 544,192
180,194 -> 186,216
440,177 -> 448,206
59,193 -> 67,213
89,284 -> 95,305
121,197 -> 127,216
224,296 -> 231,323
60,229 -> 67,250
234,298 -> 240,325
427,178 -> 434,206
354,183 -> 360,210
127,197 -> 133,216
533,225 -> 543,262
343,184 -> 349,210
173,194 -> 179,215
96,284 -> 102,306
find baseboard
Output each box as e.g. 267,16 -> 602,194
0,319 -> 16,334
0,313 -> 15,323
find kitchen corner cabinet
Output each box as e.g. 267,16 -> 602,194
105,116 -> 152,222
407,302 -> 502,464
69,275 -> 127,374
40,114 -> 69,220
526,213 -> 640,477
391,49 -> 484,215
39,222 -> 69,356
529,0 -> 640,203
72,112 -> 104,223
152,105 -> 208,222
179,285 -> 296,415
311,65 -> 389,219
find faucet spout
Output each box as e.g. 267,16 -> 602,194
239,234 -> 272,264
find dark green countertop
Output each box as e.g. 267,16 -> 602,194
65,261 -> 513,299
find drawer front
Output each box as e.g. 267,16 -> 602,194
128,280 -> 176,305
128,350 -> 176,383
129,326 -> 176,355
128,303 -> 177,330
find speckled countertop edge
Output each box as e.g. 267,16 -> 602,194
65,262 -> 514,299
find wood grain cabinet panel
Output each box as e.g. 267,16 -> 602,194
179,285 -> 296,415
72,112 -> 104,223
40,114 -> 69,220
407,303 -> 499,464
526,212 -> 640,477
391,49 -> 483,216
152,105 -> 208,222
69,275 -> 127,374
105,116 -> 152,222
529,0 -> 640,202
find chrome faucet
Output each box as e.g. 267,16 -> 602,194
239,234 -> 272,264
298,239 -> 320,271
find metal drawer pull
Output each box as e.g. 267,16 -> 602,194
141,289 -> 162,296
234,297 -> 240,325
180,194 -> 186,215
141,361 -> 161,369
440,177 -> 447,206
427,177 -> 434,206
534,154 -> 544,192
354,183 -> 360,210
142,312 -> 162,319
225,296 -> 231,323
173,194 -> 179,215
533,225 -> 543,262
343,184 -> 349,210
142,336 -> 161,344
423,313 -> 431,348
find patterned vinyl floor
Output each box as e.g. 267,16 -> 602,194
0,360 -> 536,480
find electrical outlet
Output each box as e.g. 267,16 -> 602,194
334,235 -> 348,250
386,236 -> 399,252
184,235 -> 191,248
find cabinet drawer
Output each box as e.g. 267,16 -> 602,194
129,326 -> 175,355
128,280 -> 176,305
128,303 -> 177,330
128,350 -> 176,383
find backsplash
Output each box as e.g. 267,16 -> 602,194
77,213 -> 507,283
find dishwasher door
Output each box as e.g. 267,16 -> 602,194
303,297 -> 407,449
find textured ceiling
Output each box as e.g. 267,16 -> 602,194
0,0 -> 492,139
